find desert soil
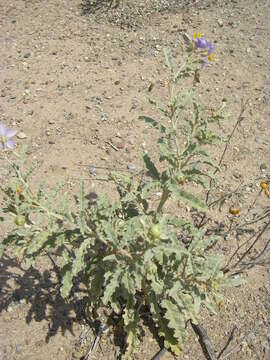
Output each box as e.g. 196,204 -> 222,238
0,0 -> 270,359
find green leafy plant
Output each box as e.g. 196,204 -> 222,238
0,39 -> 240,358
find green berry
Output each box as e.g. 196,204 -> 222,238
149,224 -> 162,241
14,215 -> 25,226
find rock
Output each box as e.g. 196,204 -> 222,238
130,99 -> 138,111
15,344 -> 23,354
127,163 -> 137,173
17,132 -> 27,139
260,163 -> 267,171
23,52 -> 31,58
217,19 -> 224,27
116,142 -> 125,150
89,165 -> 96,175
232,171 -> 242,179
101,112 -> 108,121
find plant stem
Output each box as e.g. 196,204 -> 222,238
157,187 -> 170,213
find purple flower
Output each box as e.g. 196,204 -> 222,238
0,123 -> 16,150
192,33 -> 214,67
194,38 -> 210,50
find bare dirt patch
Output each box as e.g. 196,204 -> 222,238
1,0 -> 270,359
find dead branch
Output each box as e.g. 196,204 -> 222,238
198,99 -> 249,228
191,322 -> 218,360
217,326 -> 236,359
224,218 -> 270,273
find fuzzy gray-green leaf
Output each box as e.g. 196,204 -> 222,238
168,183 -> 207,211
164,47 -> 174,72
142,153 -> 160,180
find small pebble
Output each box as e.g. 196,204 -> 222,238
127,163 -> 137,173
101,112 -> 108,121
15,344 -> 23,354
17,132 -> 27,139
89,165 -> 96,175
232,171 -> 242,179
260,163 -> 267,171
217,19 -> 224,27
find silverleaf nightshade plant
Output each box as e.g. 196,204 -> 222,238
0,36 -> 241,359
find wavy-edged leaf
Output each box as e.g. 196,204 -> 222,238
102,267 -> 122,305
122,299 -> 141,360
142,153 -> 160,180
72,236 -> 92,276
61,268 -> 73,298
88,265 -> 105,302
27,231 -> 50,255
148,292 -> 181,355
139,115 -> 167,133
168,183 -> 207,212
78,180 -> 86,212
159,141 -> 175,164
164,47 -> 174,72
121,271 -> 136,297
161,299 -> 186,349
145,260 -> 164,294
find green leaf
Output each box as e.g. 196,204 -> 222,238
24,255 -> 36,270
61,268 -> 73,298
139,116 -> 166,133
148,292 -> 181,355
173,63 -> 186,83
145,261 -> 164,295
142,153 -> 160,180
121,271 -> 136,297
72,237 -> 92,276
203,297 -> 217,315
224,274 -> 244,287
89,265 -> 105,302
0,244 -> 5,258
161,299 -> 186,349
78,181 -> 86,212
159,142 -> 175,165
101,221 -> 116,244
122,299 -> 141,360
168,183 -> 207,212
102,268 -> 122,305
164,47 -> 174,72
27,231 -> 50,255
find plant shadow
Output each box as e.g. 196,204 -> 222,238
0,254 -> 89,343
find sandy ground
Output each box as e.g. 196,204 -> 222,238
0,0 -> 270,359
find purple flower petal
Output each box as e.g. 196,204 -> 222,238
5,128 -> 17,138
195,38 -> 209,49
6,139 -> 15,149
0,124 -> 6,136
202,57 -> 208,68
0,123 -> 16,150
